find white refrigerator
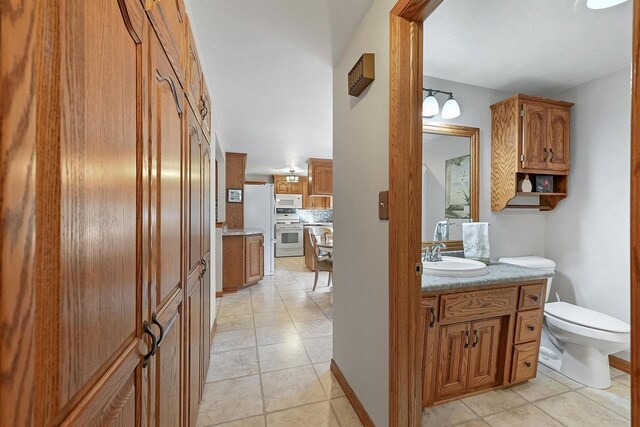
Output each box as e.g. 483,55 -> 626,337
243,184 -> 275,276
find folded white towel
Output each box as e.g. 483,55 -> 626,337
462,222 -> 490,265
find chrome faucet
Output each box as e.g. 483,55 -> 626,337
423,242 -> 447,262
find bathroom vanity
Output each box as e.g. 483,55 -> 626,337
421,263 -> 553,407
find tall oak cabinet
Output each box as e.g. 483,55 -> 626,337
0,0 -> 213,425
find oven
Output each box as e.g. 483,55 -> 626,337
275,223 -> 304,257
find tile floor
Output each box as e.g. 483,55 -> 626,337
201,257 -> 632,427
198,256 -> 361,427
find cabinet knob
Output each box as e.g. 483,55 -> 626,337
525,361 -> 532,368
142,320 -> 158,368
429,307 -> 436,328
464,330 -> 470,349
528,324 -> 535,332
152,312 -> 165,346
530,295 -> 539,302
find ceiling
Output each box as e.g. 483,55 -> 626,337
424,0 -> 633,95
189,0 -> 373,176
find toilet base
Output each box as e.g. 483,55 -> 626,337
560,342 -> 612,389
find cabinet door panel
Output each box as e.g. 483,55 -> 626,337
147,0 -> 185,83
185,17 -> 202,115
422,297 -> 439,407
187,108 -> 202,277
245,235 -> 264,284
203,141 -> 211,255
187,277 -> 202,427
46,0 -> 147,424
201,252 -> 212,385
547,108 -> 570,171
521,102 -> 548,170
435,323 -> 469,399
468,318 -> 502,389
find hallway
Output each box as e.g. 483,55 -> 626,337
198,257 -> 361,426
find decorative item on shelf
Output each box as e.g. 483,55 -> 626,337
520,174 -> 533,193
348,53 -> 375,97
536,175 -> 554,193
227,188 -> 243,203
285,169 -> 299,183
422,88 -> 461,119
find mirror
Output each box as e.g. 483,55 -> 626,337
422,123 -> 479,251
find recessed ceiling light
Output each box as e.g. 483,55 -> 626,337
586,0 -> 629,9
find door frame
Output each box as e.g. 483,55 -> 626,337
389,0 -> 640,426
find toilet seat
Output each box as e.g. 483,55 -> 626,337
544,302 -> 630,333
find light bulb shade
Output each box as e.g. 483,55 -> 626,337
422,95 -> 439,118
586,0 -> 629,9
441,97 -> 461,119
285,175 -> 299,183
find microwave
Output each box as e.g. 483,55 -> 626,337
275,193 -> 302,209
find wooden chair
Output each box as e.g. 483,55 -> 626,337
307,229 -> 333,291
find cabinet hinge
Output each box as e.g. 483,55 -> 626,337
416,263 -> 423,276
520,154 -> 525,162
521,109 -> 525,117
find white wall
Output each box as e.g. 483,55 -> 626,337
424,76 -> 547,258
546,67 -> 631,358
333,0 -> 393,423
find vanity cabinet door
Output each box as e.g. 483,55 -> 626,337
467,318 -> 502,389
521,102 -> 549,171
547,107 -> 570,172
422,298 -> 439,406
435,323 -> 469,399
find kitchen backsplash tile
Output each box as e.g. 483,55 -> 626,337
297,209 -> 333,224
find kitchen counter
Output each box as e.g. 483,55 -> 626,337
422,262 -> 553,294
302,223 -> 333,227
222,228 -> 264,237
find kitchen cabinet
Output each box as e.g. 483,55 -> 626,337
491,94 -> 573,211
422,281 -> 546,407
15,0 -> 213,423
301,176 -> 332,209
273,174 -> 303,194
223,233 -> 265,292
306,158 -> 333,196
185,16 -> 203,119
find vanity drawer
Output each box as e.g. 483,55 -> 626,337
514,310 -> 543,344
511,342 -> 539,383
439,287 -> 517,323
518,283 -> 545,311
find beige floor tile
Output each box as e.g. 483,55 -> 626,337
282,296 -> 318,309
313,362 -> 345,398
303,336 -> 333,363
457,420 -> 490,427
217,314 -> 255,333
308,293 -> 332,308
462,388 -> 526,417
330,397 -> 362,427
577,381 -> 631,419
295,319 -> 333,339
208,416 -> 265,427
510,371 -> 570,401
252,299 -> 287,314
261,365 -> 326,412
321,308 -> 333,319
221,291 -> 253,302
253,310 -> 292,328
256,323 -> 299,346
197,375 -> 263,426
274,282 -> 304,291
258,339 -> 311,372
537,363 -> 584,390
207,347 -> 259,382
218,302 -> 254,318
266,401 -> 340,427
289,307 -> 327,322
615,374 -> 631,387
421,401 -> 477,426
536,391 -> 629,426
213,328 -> 256,353
610,367 -> 627,378
484,403 -> 563,427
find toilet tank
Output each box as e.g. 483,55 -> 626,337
498,256 -> 556,302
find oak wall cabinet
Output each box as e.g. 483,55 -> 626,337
422,281 -> 546,407
273,174 -> 303,194
3,0 -> 213,424
222,233 -> 265,292
491,94 -> 574,212
306,158 -> 333,196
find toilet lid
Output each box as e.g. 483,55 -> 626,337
545,302 -> 630,333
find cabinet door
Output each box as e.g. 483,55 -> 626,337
245,235 -> 264,283
147,0 -> 186,84
185,17 -> 202,114
149,28 -> 185,425
422,297 -> 439,407
187,277 -> 202,427
187,108 -> 203,280
435,323 -> 469,399
547,108 -> 570,172
39,1 -> 148,425
467,318 -> 502,389
201,79 -> 212,139
308,160 -> 333,196
274,176 -> 290,194
201,140 -> 212,382
521,102 -> 548,170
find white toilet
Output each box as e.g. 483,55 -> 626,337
499,256 -> 630,389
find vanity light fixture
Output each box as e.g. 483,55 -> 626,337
422,88 -> 461,119
285,169 -> 299,183
586,0 -> 629,9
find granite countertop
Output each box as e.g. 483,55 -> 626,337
302,223 -> 333,227
422,262 -> 553,294
222,228 -> 264,237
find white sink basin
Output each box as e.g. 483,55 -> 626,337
423,256 -> 488,277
